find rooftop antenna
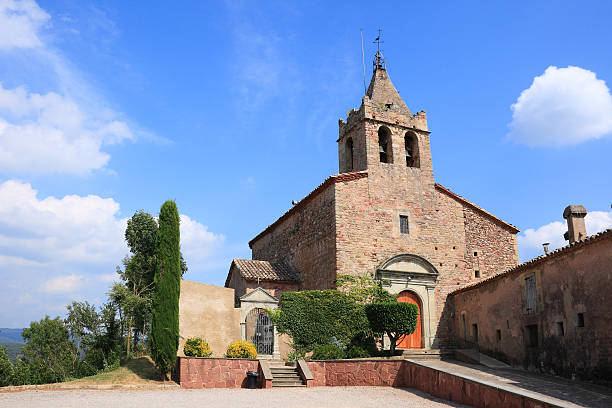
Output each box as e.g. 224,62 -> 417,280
373,28 -> 385,71
360,29 -> 366,95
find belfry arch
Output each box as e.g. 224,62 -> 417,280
376,254 -> 438,349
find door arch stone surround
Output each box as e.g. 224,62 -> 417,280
376,254 -> 438,349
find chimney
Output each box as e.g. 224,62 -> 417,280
563,205 -> 587,244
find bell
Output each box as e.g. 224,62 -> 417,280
379,144 -> 386,153
406,149 -> 412,158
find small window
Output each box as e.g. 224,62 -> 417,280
472,323 -> 479,343
474,251 -> 478,257
577,313 -> 585,328
555,322 -> 565,336
496,329 -> 502,342
399,215 -> 409,234
474,270 -> 480,279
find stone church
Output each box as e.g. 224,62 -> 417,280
224,53 -> 520,351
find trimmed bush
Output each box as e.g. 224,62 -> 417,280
365,302 -> 418,355
184,338 -> 212,357
225,341 -> 257,359
311,344 -> 345,360
346,345 -> 370,359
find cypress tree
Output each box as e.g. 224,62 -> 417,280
150,200 -> 181,379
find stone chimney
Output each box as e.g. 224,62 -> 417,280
563,205 -> 587,243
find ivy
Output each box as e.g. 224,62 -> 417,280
272,290 -> 369,354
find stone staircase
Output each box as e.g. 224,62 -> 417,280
270,365 -> 305,387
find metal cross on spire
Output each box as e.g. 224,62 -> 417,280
373,28 -> 385,71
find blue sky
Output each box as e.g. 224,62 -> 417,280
1,0 -> 611,327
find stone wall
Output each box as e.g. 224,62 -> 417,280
250,180 -> 337,290
305,359 -> 559,407
178,358 -> 259,389
452,230 -> 612,382
178,280 -> 241,357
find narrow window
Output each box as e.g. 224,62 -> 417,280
496,329 -> 502,343
346,138 -> 354,171
378,127 -> 392,163
555,322 -> 565,336
525,274 -> 537,314
462,314 -> 467,340
577,313 -> 585,327
474,270 -> 480,279
404,132 -> 419,167
474,251 -> 478,257
472,323 -> 479,343
399,215 -> 409,234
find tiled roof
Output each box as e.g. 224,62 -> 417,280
248,171 -> 368,248
450,228 -> 612,296
435,183 -> 520,233
230,259 -> 300,283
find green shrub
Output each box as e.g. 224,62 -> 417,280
183,338 -> 212,357
286,349 -> 306,362
346,345 -> 370,359
272,290 -> 369,354
225,341 -> 257,359
311,344 -> 345,360
365,302 -> 418,355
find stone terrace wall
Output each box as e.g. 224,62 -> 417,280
452,232 -> 612,382
305,359 -> 560,407
251,182 -> 336,290
178,358 -> 259,389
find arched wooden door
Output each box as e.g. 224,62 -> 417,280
397,291 -> 422,349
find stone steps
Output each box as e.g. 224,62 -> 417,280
270,366 -> 304,387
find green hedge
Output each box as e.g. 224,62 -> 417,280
272,290 -> 369,353
311,344 -> 345,360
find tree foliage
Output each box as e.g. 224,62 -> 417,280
335,273 -> 398,303
271,290 -> 370,354
151,201 -> 181,378
365,302 -> 418,355
0,346 -> 13,386
311,344 -> 345,360
20,316 -> 78,384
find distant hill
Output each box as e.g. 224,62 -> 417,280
0,328 -> 24,343
0,342 -> 23,363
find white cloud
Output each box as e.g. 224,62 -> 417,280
508,66 -> 612,146
42,274 -> 83,294
0,180 -> 225,326
180,214 -> 225,262
0,0 -> 49,49
517,209 -> 612,261
0,0 -> 147,175
0,84 -> 133,174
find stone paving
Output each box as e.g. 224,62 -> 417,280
417,359 -> 612,408
0,386 -> 467,408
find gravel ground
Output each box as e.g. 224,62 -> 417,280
0,386 -> 467,407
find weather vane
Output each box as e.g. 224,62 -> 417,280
373,28 -> 385,70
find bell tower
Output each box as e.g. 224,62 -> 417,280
337,53 -> 433,188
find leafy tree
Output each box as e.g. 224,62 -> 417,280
114,210 -> 188,357
0,346 -> 13,386
11,358 -> 31,386
21,316 -> 78,384
272,290 -> 369,354
365,302 -> 418,355
151,201 -> 181,379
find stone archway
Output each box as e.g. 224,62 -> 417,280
376,254 -> 438,349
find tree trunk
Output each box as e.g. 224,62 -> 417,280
126,315 -> 133,357
389,333 -> 396,355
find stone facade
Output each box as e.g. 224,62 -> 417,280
230,63 -> 519,350
451,228 -> 612,382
